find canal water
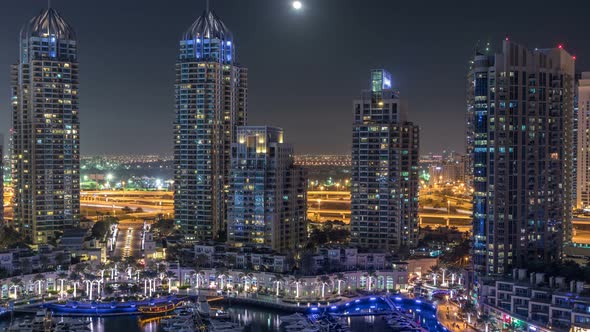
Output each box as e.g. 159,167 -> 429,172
0,300 -> 443,331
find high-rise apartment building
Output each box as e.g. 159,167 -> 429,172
11,7 -> 80,244
577,72 -> 590,208
227,126 -> 307,252
469,40 -> 575,275
174,7 -> 248,241
350,69 -> 420,251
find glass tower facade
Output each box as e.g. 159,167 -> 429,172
350,69 -> 420,251
11,7 -> 80,244
469,40 -> 575,276
227,127 -> 307,252
174,8 -> 248,241
577,73 -> 590,208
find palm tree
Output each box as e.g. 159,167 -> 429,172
96,262 -> 108,281
195,270 -> 206,289
237,272 -> 245,291
165,271 -> 176,293
334,273 -> 345,295
246,273 -> 254,291
107,259 -> 121,280
216,268 -> 228,290
439,263 -> 448,286
447,266 -> 460,286
83,273 -> 98,300
365,270 -> 378,292
69,272 -> 81,298
428,265 -> 442,287
9,277 -> 22,299
73,262 -> 88,275
290,276 -> 302,299
477,312 -> 496,332
141,270 -> 158,297
39,255 -> 50,271
273,274 -> 285,297
460,301 -> 478,325
55,252 -> 71,269
32,274 -> 45,296
317,275 -> 331,299
57,272 -> 68,299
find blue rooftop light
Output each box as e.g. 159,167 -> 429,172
395,297 -> 402,301
370,297 -> 376,300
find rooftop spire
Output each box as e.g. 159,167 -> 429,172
21,6 -> 76,41
206,0 -> 210,12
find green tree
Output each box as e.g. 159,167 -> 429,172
39,254 -> 50,271
477,312 -> 496,332
460,301 -> 478,325
55,252 -> 71,268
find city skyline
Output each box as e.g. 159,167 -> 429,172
2,2 -> 590,332
2,0 -> 589,155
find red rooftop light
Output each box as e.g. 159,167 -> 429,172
558,44 -> 563,49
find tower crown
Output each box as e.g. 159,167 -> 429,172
183,10 -> 233,41
21,8 -> 76,41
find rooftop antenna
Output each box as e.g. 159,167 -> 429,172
48,0 -> 51,8
206,0 -> 210,11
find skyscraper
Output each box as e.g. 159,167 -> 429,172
174,7 -> 247,241
11,7 -> 80,244
227,126 -> 307,252
576,72 -> 590,208
469,40 -> 575,275
350,69 -> 420,252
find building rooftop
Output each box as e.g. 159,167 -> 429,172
21,7 -> 76,40
183,9 -> 232,41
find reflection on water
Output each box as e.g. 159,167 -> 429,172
347,315 -> 394,331
227,306 -> 282,332
0,305 -> 284,332
0,304 -> 415,331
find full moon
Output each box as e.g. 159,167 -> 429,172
292,1 -> 302,10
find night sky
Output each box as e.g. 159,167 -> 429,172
0,0 -> 588,155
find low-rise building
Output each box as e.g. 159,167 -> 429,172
191,243 -> 290,273
312,246 -> 388,273
479,269 -> 590,332
171,266 -> 408,297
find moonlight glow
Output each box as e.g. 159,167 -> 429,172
292,1 -> 302,10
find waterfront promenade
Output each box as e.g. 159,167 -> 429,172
436,301 -> 479,332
